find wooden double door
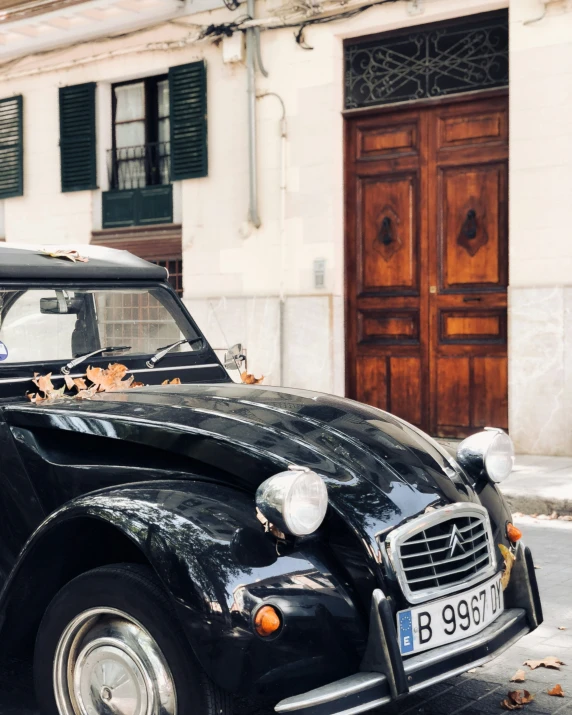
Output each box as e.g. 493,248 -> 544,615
345,92 -> 508,438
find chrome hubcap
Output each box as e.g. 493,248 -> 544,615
54,608 -> 176,715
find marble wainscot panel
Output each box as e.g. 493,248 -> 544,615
183,295 -> 343,394
509,286 -> 571,455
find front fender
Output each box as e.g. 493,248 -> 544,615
0,479 -> 366,698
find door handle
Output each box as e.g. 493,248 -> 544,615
463,296 -> 482,303
462,209 -> 477,239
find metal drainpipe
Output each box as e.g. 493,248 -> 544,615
246,0 -> 261,228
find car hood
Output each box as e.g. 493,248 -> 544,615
6,383 -> 479,557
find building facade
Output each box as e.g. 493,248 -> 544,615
0,0 -> 570,454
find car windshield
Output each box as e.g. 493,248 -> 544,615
0,286 -> 200,365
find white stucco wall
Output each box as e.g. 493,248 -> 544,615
508,0 -> 572,455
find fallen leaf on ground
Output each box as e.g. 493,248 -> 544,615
131,381 -> 145,388
499,543 -> 516,590
548,684 -> 565,697
523,657 -> 565,670
162,378 -> 182,385
500,699 -> 522,711
241,372 -> 264,385
41,249 -> 89,263
558,626 -> 567,631
510,670 -> 526,683
549,511 -> 559,520
509,690 -> 534,705
559,515 -> 572,521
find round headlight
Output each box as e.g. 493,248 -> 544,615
256,467 -> 328,536
457,428 -> 515,483
485,431 -> 515,483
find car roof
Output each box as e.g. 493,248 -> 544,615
0,244 -> 168,282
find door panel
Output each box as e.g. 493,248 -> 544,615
356,356 -> 387,410
389,356 -> 423,426
359,174 -> 419,294
346,92 -> 508,438
472,356 -> 508,429
439,164 -> 506,290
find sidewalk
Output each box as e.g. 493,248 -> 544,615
500,455 -> 572,517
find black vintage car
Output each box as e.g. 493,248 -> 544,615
0,244 -> 542,715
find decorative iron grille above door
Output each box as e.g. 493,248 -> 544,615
344,11 -> 508,110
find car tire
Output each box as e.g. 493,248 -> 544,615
33,563 -> 233,715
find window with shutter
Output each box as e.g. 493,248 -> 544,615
0,96 -> 23,200
59,83 -> 97,192
169,61 -> 207,180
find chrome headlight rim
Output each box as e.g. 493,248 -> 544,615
256,467 -> 329,537
457,427 -> 515,483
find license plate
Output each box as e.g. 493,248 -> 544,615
397,572 -> 504,655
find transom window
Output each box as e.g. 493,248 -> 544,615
344,11 -> 508,110
110,76 -> 171,190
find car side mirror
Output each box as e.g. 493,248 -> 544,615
224,343 -> 247,371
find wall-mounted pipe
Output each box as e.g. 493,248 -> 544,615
246,0 -> 262,228
258,91 -> 287,383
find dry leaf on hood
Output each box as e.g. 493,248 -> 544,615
547,685 -> 565,697
33,372 -> 55,394
42,249 -> 89,263
28,372 -> 67,403
75,386 -> 99,400
510,671 -> 526,683
86,363 -> 131,392
241,372 -> 264,385
161,378 -> 182,385
499,543 -> 516,590
524,657 -> 565,670
29,363 -> 142,404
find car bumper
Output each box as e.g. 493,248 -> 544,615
275,545 -> 542,715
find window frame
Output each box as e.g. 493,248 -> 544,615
110,74 -> 170,190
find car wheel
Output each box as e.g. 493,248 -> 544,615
34,563 -> 233,715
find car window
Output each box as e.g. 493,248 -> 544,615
0,290 -> 77,364
0,287 -> 199,365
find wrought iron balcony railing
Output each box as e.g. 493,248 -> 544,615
108,142 -> 171,191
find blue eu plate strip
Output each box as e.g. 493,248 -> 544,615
398,610 -> 414,654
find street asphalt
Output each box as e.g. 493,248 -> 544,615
0,517 -> 569,714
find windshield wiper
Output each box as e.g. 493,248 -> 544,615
61,346 -> 131,375
146,338 -> 203,369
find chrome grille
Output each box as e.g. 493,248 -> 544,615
384,503 -> 496,604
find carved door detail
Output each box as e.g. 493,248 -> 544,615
345,93 -> 508,437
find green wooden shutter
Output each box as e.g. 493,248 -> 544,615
59,83 -> 97,192
169,61 -> 207,180
0,95 -> 23,199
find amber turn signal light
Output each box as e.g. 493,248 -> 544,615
507,522 -> 522,543
254,606 -> 282,637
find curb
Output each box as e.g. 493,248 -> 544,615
500,489 -> 572,518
